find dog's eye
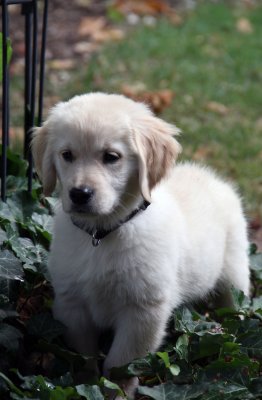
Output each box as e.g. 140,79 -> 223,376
61,150 -> 73,162
103,151 -> 121,164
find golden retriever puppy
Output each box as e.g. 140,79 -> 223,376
32,93 -> 250,398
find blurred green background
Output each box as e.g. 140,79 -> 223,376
8,0 -> 262,218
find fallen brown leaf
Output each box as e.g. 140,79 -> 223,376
250,216 -> 262,231
26,351 -> 55,375
48,59 -> 77,70
1,127 -> 24,149
0,127 -> 23,144
43,96 -> 61,110
192,145 -> 215,161
121,84 -> 174,113
74,41 -> 100,55
205,101 -> 229,115
75,0 -> 91,7
168,11 -> 183,26
17,282 -> 52,322
112,0 -> 171,16
255,117 -> 262,132
78,16 -> 125,43
92,27 -> 125,43
78,16 -> 107,37
249,217 -> 262,252
10,60 -> 25,76
236,18 -> 253,34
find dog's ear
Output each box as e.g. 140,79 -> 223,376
31,124 -> 57,196
132,115 -> 181,202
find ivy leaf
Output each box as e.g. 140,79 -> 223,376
49,385 -> 78,400
0,33 -> 12,80
174,307 -> 222,336
6,191 -> 48,225
204,352 -> 259,385
27,312 -> 65,342
0,200 -> 16,223
249,377 -> 262,396
0,228 -> 7,245
0,249 -> 23,281
0,323 -> 22,351
157,351 -> 170,368
230,287 -> 250,311
138,382 -> 204,400
200,381 -> 250,399
7,232 -> 48,268
17,373 -> 79,399
169,364 -> 180,376
0,372 -> 24,398
38,340 -> 90,369
251,296 -> 262,312
250,253 -> 262,280
31,212 -> 53,240
100,377 -> 125,398
76,384 -> 104,400
237,330 -> 262,359
191,333 -> 232,361
175,333 -> 189,361
0,248 -> 23,301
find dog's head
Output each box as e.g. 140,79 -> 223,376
32,93 -> 181,223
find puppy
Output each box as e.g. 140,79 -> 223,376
32,93 -> 250,398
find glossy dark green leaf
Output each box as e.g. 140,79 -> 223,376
0,249 -> 23,281
0,228 -> 7,245
237,330 -> 262,359
250,253 -> 262,280
0,33 -> 12,81
100,377 -> 125,398
175,333 -> 189,361
27,312 -> 65,342
138,382 -> 204,400
0,323 -> 22,351
174,307 -> 222,336
191,333 -> 232,361
38,340 -> 90,369
230,287 -> 250,311
76,384 -> 104,400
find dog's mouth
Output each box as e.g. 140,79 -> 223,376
70,204 -> 99,217
69,202 -> 117,220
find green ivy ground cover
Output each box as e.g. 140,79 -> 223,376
0,150 -> 262,400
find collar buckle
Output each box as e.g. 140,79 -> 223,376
92,231 -> 101,247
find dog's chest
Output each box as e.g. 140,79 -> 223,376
50,211 -> 177,327
66,239 -> 168,327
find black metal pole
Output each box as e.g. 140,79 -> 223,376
22,1 -> 32,160
27,0 -> 38,192
1,0 -> 48,198
1,0 -> 9,202
37,0 -> 48,127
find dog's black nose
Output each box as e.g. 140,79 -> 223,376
69,186 -> 94,205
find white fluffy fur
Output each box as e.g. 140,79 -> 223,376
32,93 -> 250,398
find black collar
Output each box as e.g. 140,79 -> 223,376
71,200 -> 150,247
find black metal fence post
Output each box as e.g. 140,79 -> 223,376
1,0 -> 48,200
1,0 -> 10,202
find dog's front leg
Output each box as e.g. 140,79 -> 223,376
53,296 -> 99,377
103,303 -> 170,398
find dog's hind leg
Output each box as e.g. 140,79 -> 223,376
213,215 -> 250,309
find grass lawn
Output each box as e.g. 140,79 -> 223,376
63,1 -> 262,217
